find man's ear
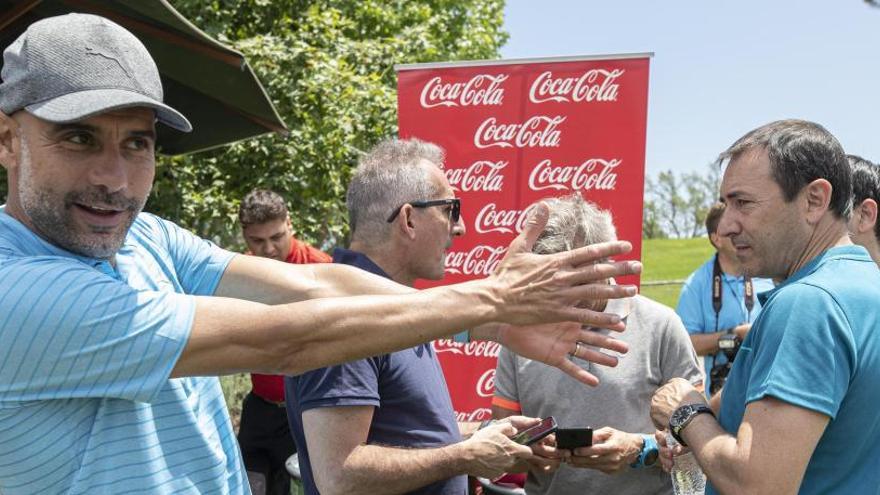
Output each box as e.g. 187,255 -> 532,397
0,112 -> 21,171
802,178 -> 833,224
853,199 -> 879,234
393,204 -> 418,240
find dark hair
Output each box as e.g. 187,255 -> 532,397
239,189 -> 288,226
848,154 -> 880,241
705,202 -> 726,237
719,119 -> 851,219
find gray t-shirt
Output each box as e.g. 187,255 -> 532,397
494,295 -> 703,495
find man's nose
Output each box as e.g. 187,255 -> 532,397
717,207 -> 738,237
452,214 -> 467,237
87,147 -> 128,193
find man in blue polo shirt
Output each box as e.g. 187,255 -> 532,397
676,202 -> 774,396
0,14 -> 641,495
650,120 -> 880,494
287,139 -> 554,495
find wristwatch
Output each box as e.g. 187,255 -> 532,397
669,404 -> 715,447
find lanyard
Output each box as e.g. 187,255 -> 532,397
712,254 -> 754,332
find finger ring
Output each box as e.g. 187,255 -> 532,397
570,341 -> 582,359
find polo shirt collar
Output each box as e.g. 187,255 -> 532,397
757,245 -> 870,304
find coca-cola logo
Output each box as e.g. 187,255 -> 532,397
445,245 -> 507,276
475,368 -> 495,398
529,69 -> 624,104
454,408 -> 492,422
474,115 -> 565,149
420,74 -> 508,108
474,203 -> 538,235
433,339 -> 502,358
528,158 -> 621,192
445,160 -> 507,193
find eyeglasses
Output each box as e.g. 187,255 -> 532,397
386,198 -> 461,223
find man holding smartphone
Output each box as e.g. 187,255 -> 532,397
285,139 -> 559,495
493,195 -> 702,495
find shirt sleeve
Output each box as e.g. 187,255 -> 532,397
491,346 -> 522,413
744,283 -> 855,419
0,258 -> 193,405
294,357 -> 384,412
148,214 -> 235,296
676,272 -> 708,335
659,308 -> 706,388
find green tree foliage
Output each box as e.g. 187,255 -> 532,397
148,0 -> 508,250
643,163 -> 720,239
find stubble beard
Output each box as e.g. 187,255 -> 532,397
16,139 -> 145,260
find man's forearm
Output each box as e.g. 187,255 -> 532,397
215,255 -> 414,305
683,415 -> 755,494
177,278 -> 500,377
690,332 -> 726,356
317,443 -> 473,495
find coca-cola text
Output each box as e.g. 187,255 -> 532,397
474,115 -> 565,149
529,69 -> 624,104
420,74 -> 508,108
528,158 -> 621,192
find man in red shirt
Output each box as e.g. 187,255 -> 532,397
237,189 -> 331,495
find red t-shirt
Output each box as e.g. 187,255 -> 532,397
250,239 -> 332,403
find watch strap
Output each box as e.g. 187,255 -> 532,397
630,434 -> 659,468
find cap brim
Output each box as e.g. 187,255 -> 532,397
25,88 -> 192,132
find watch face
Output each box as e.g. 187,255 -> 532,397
670,404 -> 693,428
644,449 -> 659,467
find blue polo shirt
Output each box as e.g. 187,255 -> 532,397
0,209 -> 245,494
676,256 -> 774,385
712,246 -> 880,494
285,248 -> 464,495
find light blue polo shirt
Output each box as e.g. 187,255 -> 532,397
712,246 -> 880,494
676,257 -> 774,386
0,208 -> 245,494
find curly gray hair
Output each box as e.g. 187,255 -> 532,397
532,194 -> 617,255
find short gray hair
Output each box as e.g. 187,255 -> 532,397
532,194 -> 617,255
347,138 -> 445,243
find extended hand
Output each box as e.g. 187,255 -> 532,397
499,322 -> 628,386
489,202 -> 641,330
569,427 -> 642,474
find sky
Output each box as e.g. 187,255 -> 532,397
501,1 -> 880,176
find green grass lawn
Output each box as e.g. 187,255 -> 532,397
640,237 -> 714,308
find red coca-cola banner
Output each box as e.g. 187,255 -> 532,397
396,54 -> 650,420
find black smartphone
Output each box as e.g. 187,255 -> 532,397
555,427 -> 593,449
513,416 -> 558,445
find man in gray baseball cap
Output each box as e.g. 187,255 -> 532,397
0,12 -> 190,132
0,13 -> 641,495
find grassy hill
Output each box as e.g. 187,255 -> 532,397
639,237 -> 714,308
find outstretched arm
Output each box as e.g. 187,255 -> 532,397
173,203 -> 641,378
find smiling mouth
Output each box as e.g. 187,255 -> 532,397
73,203 -> 127,227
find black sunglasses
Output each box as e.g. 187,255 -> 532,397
386,198 -> 461,223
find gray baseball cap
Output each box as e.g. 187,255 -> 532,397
0,13 -> 191,132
